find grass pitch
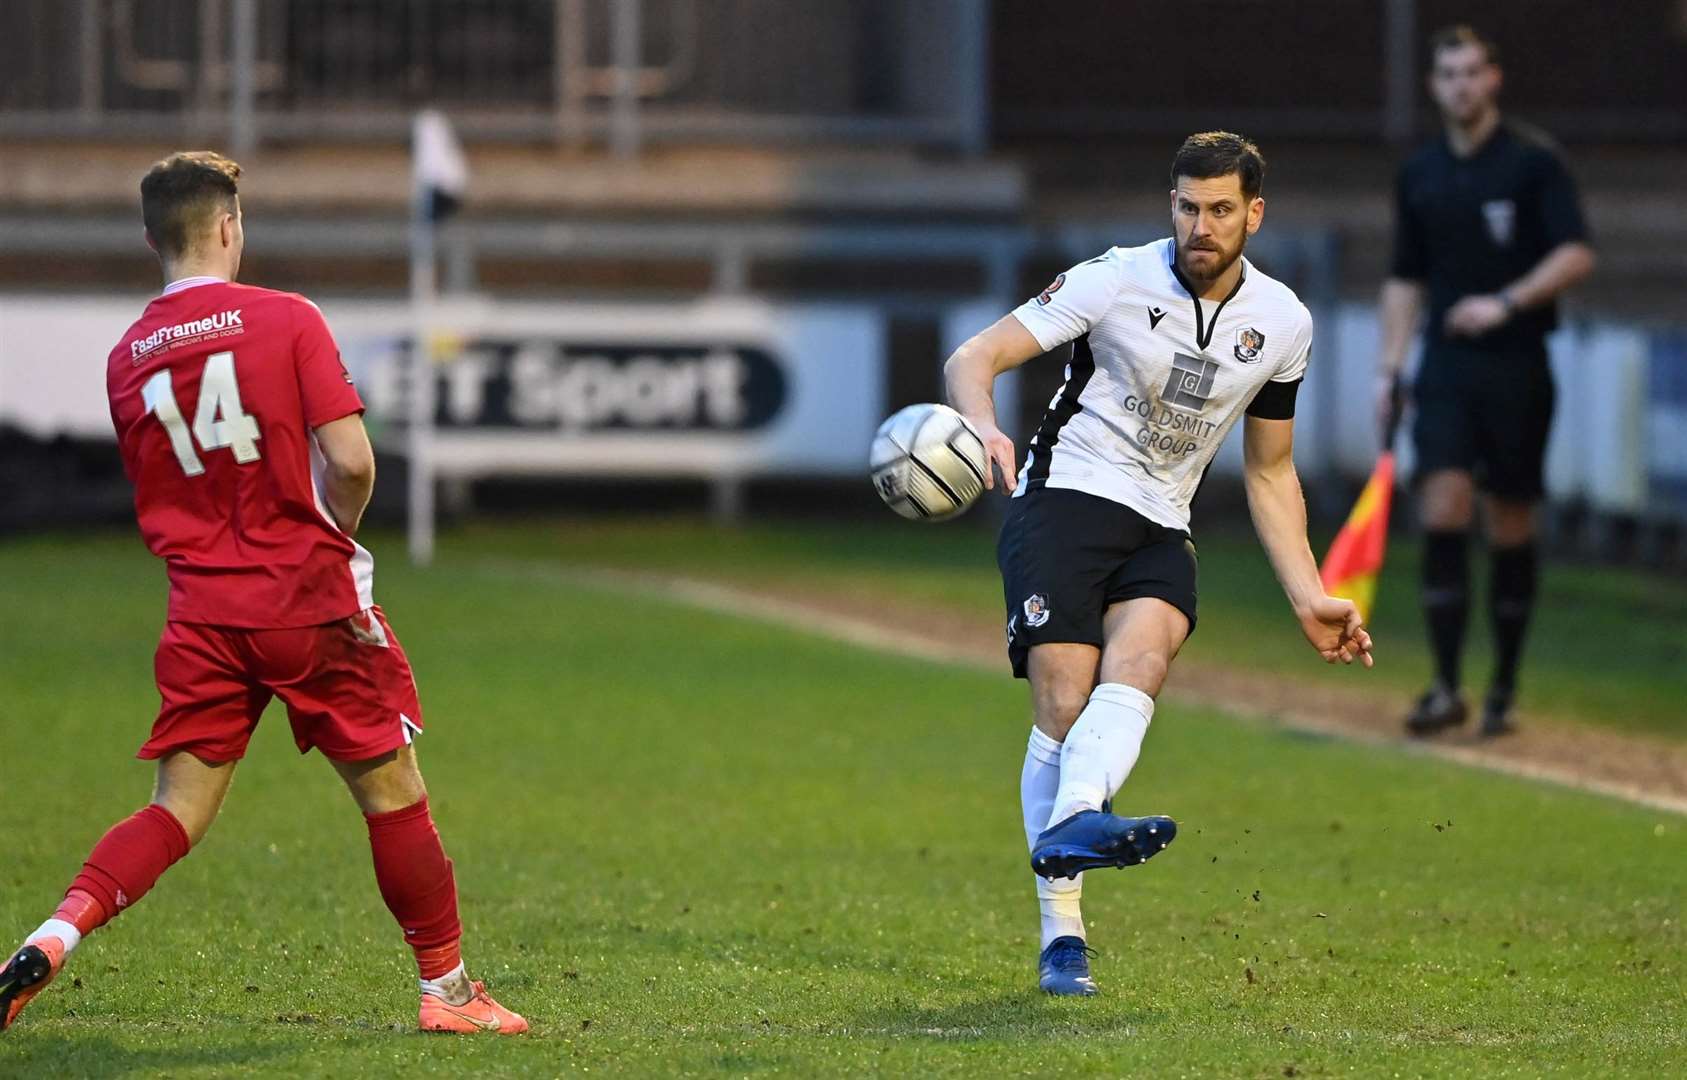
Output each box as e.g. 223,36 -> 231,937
468,515 -> 1687,738
0,523 -> 1682,1077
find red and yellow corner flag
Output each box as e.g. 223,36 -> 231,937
1319,450 -> 1396,624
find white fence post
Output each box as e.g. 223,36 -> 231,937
609,0 -> 642,159
1383,0 -> 1418,144
229,0 -> 258,157
79,0 -> 103,126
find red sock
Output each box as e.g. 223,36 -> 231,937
365,797 -> 462,980
58,804 -> 192,936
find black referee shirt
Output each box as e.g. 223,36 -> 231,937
1391,121 -> 1590,350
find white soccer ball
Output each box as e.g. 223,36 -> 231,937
869,403 -> 990,522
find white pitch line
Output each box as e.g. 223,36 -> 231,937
475,559 -> 1687,819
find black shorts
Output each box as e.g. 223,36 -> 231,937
997,486 -> 1198,680
1412,343 -> 1555,501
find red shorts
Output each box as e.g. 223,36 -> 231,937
143,606 -> 424,763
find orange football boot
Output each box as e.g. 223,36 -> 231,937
418,980 -> 529,1034
0,937 -> 66,1032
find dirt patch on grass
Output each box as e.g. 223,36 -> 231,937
486,558 -> 1687,815
702,573 -> 1687,815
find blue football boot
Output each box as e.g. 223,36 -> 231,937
1038,935 -> 1098,997
1031,809 -> 1177,879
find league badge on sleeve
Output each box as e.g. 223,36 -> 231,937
1036,274 -> 1066,306
1234,327 -> 1266,364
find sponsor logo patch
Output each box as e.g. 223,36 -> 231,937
130,309 -> 244,362
1234,326 -> 1266,363
1022,594 -> 1051,628
1162,351 -> 1220,412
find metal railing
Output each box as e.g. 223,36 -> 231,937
991,0 -> 1687,144
0,0 -> 990,154
5,1 -> 1683,152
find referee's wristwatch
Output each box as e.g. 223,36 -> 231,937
1497,289 -> 1519,319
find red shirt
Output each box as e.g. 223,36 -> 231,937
107,278 -> 373,628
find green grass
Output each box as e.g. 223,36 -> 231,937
0,526 -> 1682,1077
459,514 -> 1687,739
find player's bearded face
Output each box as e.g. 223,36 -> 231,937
1171,176 -> 1256,284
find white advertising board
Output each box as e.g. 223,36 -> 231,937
0,294 -> 887,479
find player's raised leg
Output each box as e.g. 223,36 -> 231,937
1031,599 -> 1184,883
2,753 -> 234,1032
1022,643 -> 1100,995
334,747 -> 527,1035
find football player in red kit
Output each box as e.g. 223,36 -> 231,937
0,152 -> 526,1035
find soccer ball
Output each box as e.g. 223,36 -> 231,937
869,403 -> 990,521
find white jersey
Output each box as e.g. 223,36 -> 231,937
1010,238 -> 1312,531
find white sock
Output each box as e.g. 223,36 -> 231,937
419,960 -> 473,1005
1037,876 -> 1085,949
1022,725 -> 1084,947
27,918 -> 82,956
1021,725 -> 1064,850
1049,682 -> 1154,824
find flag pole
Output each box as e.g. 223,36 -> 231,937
1383,373 -> 1405,452
407,115 -> 439,568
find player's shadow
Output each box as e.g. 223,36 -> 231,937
854,990 -> 1164,1041
0,1033 -> 290,1079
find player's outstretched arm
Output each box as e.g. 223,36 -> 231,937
942,315 -> 1046,493
1242,415 -> 1375,668
314,414 -> 376,536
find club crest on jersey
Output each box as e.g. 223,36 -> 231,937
1036,273 -> 1066,306
1022,594 -> 1051,628
1234,326 -> 1266,364
1482,199 -> 1516,247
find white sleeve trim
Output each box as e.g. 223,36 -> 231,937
1271,306 -> 1314,384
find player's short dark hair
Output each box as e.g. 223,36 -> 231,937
1170,132 -> 1265,201
140,151 -> 242,260
1429,24 -> 1499,67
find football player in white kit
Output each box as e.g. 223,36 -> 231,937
944,132 -> 1374,996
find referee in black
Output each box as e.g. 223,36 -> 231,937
1378,25 -> 1595,737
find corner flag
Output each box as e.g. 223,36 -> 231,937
1319,450 -> 1395,623
412,109 -> 468,224
1319,396 -> 1403,624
